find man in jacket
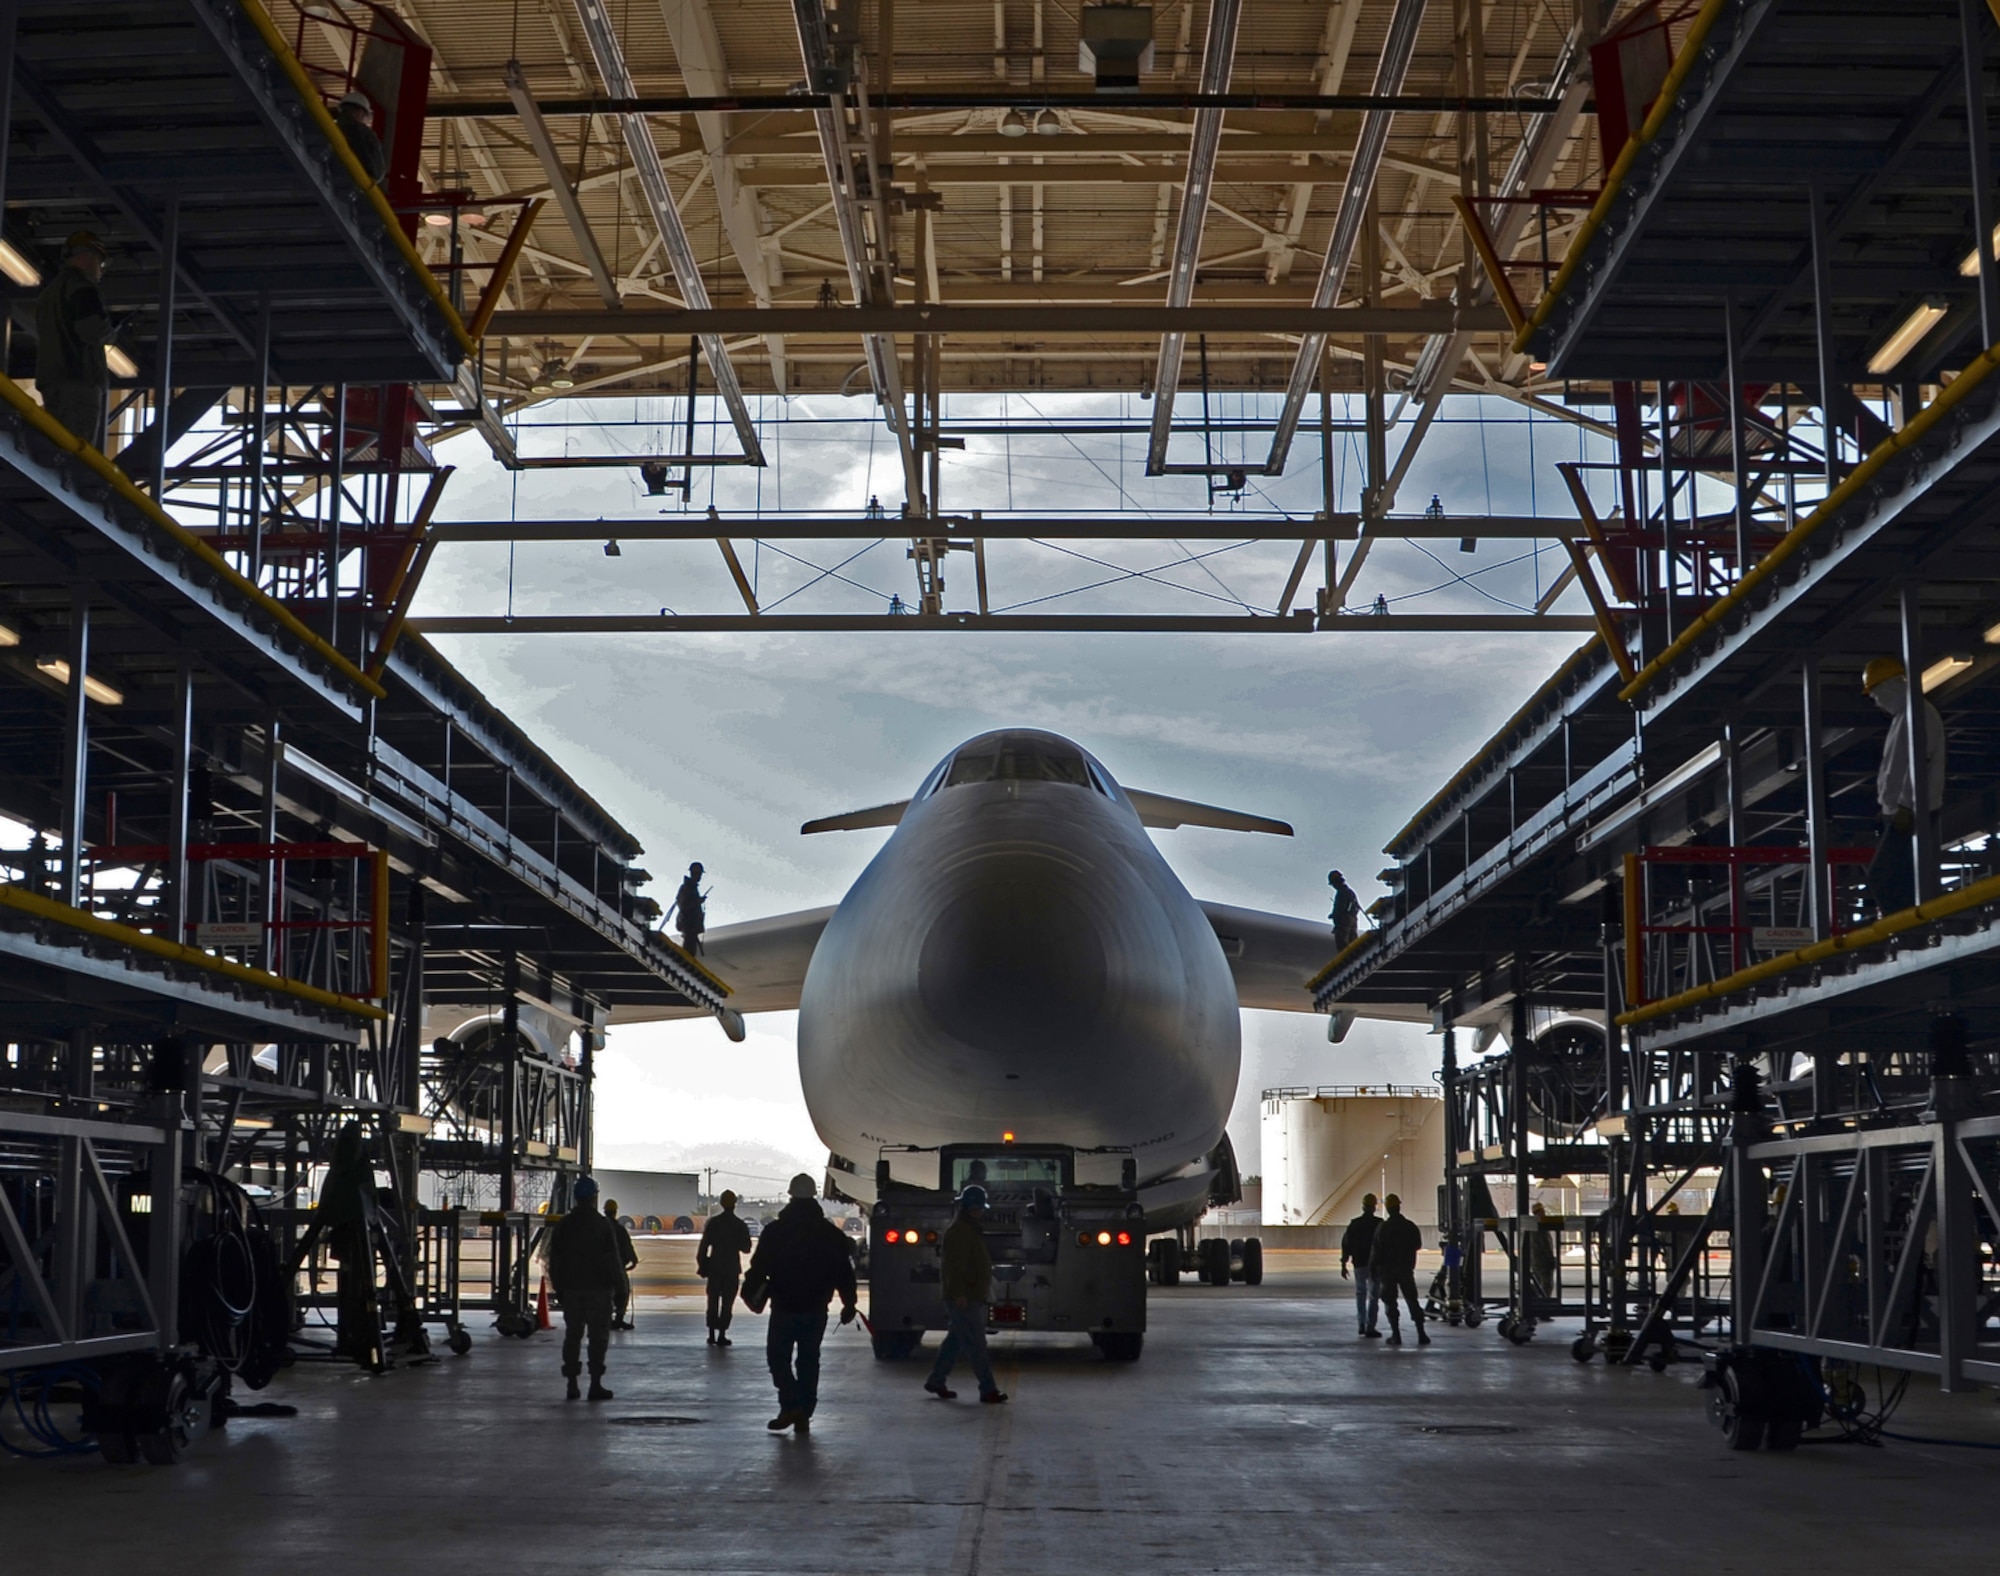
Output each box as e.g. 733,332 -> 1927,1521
335,91 -> 388,185
1371,1193 -> 1430,1347
923,1184 -> 1008,1404
34,231 -> 112,450
1339,1192 -> 1382,1338
546,1176 -> 625,1399
697,1189 -> 754,1346
604,1198 -> 640,1329
315,1122 -> 379,1366
747,1174 -> 857,1433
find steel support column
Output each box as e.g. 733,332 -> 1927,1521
1961,0 -> 1998,344
166,656 -> 193,945
57,592 -> 89,908
1808,183 -> 1840,493
1898,582 -> 1941,903
151,197 -> 180,502
1801,658 -> 1831,938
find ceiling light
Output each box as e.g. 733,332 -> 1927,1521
1921,653 -> 1974,691
0,240 -> 40,287
538,357 -> 574,390
0,621 -> 17,647
1959,223 -> 2000,277
998,108 -> 1029,139
105,344 -> 139,379
462,207 -> 490,228
422,210 -> 452,228
35,656 -> 123,705
603,539 -> 621,557
1982,618 -> 2000,645
1032,109 -> 1062,137
1866,298 -> 1948,375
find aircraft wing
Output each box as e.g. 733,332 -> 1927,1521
1197,899 -> 1342,1013
609,906 -> 835,1024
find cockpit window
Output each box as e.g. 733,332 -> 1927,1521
941,734 -> 1097,791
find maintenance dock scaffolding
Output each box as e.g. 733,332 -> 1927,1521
1317,0 -> 2000,1441
0,0 -> 728,1460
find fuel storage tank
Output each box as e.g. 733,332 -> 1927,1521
1261,1085 -> 1444,1231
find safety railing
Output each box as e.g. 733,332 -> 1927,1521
1621,844 -> 1872,1011
84,839 -> 389,1002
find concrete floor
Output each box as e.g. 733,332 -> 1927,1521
10,1251 -> 1999,1574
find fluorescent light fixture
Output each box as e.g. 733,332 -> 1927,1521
0,240 -> 40,287
35,656 -> 123,705
1983,618 -> 2000,645
1921,653 -> 1974,692
1959,223 -> 2000,277
1867,299 -> 1948,375
0,621 -> 17,648
104,344 -> 139,379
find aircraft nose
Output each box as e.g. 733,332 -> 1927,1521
916,856 -> 1113,1058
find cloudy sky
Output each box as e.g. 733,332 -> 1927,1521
418,389 -> 1606,1195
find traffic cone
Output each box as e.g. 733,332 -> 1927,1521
535,1275 -> 553,1331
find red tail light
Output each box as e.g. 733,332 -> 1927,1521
884,1229 -> 901,1243
1116,1231 -> 1132,1246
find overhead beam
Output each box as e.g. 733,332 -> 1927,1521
1147,0 -> 1243,473
488,303 -> 1511,336
428,91 -> 1566,117
1261,0 -> 1428,474
428,512 -> 1576,542
504,61 -> 621,307
570,0 -> 766,463
413,613 -> 1600,634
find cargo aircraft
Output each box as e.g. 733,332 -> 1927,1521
619,729 -> 1339,1230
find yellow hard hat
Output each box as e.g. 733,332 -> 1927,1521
1862,655 -> 1905,694
64,229 -> 107,258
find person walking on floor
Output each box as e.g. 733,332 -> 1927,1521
604,1198 -> 640,1330
1371,1193 -> 1430,1347
747,1174 -> 857,1434
1340,1192 -> 1383,1338
924,1184 -> 1009,1404
697,1188 -> 753,1346
546,1176 -> 624,1400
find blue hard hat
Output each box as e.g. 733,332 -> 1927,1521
572,1175 -> 600,1201
957,1184 -> 989,1211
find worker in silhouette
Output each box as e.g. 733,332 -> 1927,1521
1339,1192 -> 1382,1337
334,92 -> 388,186
925,1183 -> 1008,1404
1328,869 -> 1362,950
316,1121 -> 380,1366
671,862 -> 707,955
604,1198 -> 640,1330
546,1175 -> 623,1400
34,230 -> 112,450
697,1188 -> 753,1346
1371,1193 -> 1430,1347
748,1174 -> 857,1433
1862,655 -> 1945,916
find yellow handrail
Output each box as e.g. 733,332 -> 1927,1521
0,883 -> 386,1020
235,0 -> 476,359
1617,870 -> 2000,1029
1512,0 -> 1735,355
1619,332 -> 2000,703
1306,929 -> 1377,995
0,373 -> 386,700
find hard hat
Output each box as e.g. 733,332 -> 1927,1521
718,1189 -> 737,1208
63,229 -> 107,259
1383,1192 -> 1401,1211
788,1172 -> 817,1199
572,1175 -> 600,1201
957,1183 -> 989,1211
338,91 -> 372,114
690,861 -> 704,874
1862,655 -> 1905,694
604,1198 -> 618,1212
